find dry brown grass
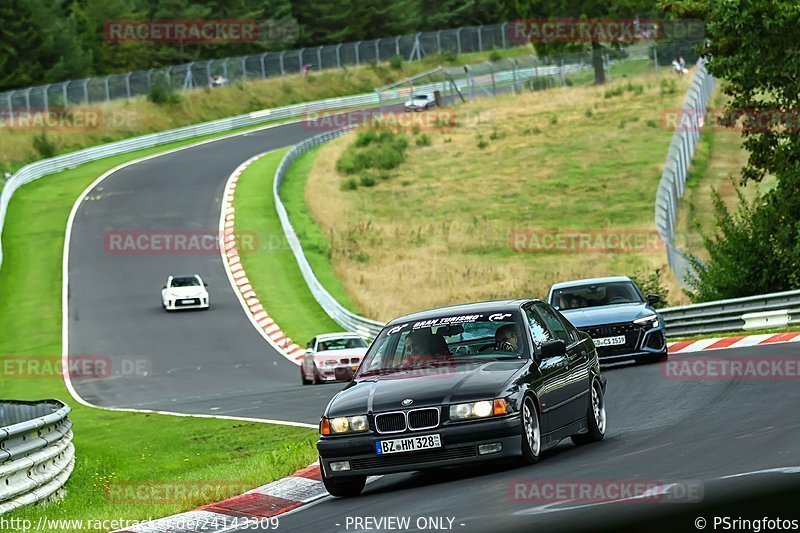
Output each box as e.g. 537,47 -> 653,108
304,69 -> 703,321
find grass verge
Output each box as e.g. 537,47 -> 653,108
1,128 -> 317,530
233,149 -> 351,345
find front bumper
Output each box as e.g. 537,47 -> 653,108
318,415 -> 522,478
582,325 -> 667,363
164,297 -> 209,310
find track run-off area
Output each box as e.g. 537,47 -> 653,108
63,111 -> 800,531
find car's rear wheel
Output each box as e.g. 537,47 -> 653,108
321,469 -> 366,497
518,396 -> 540,465
572,378 -> 606,445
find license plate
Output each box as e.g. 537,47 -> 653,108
180,299 -> 195,304
593,335 -> 626,347
376,434 -> 441,455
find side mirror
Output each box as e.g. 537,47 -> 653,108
540,339 -> 567,359
204,282 -> 209,287
647,294 -> 661,305
305,348 -> 314,356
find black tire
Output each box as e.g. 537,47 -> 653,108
572,378 -> 606,445
300,366 -> 311,385
311,364 -> 321,385
518,396 -> 541,465
321,470 -> 366,497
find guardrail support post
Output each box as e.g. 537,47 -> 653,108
354,42 -> 361,65
477,25 -> 483,52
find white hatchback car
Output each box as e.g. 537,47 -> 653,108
301,333 -> 369,385
404,93 -> 436,112
161,275 -> 209,311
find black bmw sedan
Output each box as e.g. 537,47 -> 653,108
317,299 -> 607,497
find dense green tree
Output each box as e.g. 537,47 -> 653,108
666,0 -> 800,299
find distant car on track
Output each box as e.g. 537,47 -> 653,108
316,299 -> 606,497
547,276 -> 667,365
161,275 -> 209,311
301,333 -> 369,385
404,93 -> 436,112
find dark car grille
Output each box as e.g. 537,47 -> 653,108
175,298 -> 200,307
645,331 -> 666,350
580,322 -> 644,357
408,408 -> 439,430
374,408 -> 441,433
350,444 -> 476,471
375,412 -> 406,433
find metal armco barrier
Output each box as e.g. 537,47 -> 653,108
0,400 -> 74,514
655,58 -> 716,285
659,290 -> 800,337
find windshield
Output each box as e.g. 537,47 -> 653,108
318,337 -> 368,351
171,277 -> 200,287
551,281 -> 643,310
355,310 -> 528,378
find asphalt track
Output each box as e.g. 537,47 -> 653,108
249,342 -> 800,532
65,115 -> 377,425
64,103 -> 800,530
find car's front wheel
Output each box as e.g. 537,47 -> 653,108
321,469 -> 366,497
572,378 -> 606,445
300,365 -> 311,385
518,396 -> 541,465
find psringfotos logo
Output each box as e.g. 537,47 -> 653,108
509,229 -> 663,254
508,18 -> 704,43
104,481 -> 253,504
662,356 -> 800,381
103,230 -> 288,255
663,107 -> 800,133
0,355 -> 150,379
103,18 -> 299,46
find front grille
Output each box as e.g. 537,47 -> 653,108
375,412 -> 406,433
350,444 -> 477,470
350,358 -> 360,364
175,298 -> 199,307
645,331 -> 665,350
340,358 -> 349,364
581,322 -> 643,357
408,408 -> 439,430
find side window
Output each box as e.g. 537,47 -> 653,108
534,303 -> 573,344
553,309 -> 580,343
523,307 -> 551,349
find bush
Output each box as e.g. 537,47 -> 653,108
336,128 -> 408,175
630,269 -> 670,308
645,119 -> 659,128
32,131 -> 57,159
476,134 -> 488,149
549,115 -> 558,125
388,55 -> 403,70
488,49 -> 502,62
415,133 -> 431,147
604,85 -> 624,99
585,108 -> 593,118
148,73 -> 182,105
659,79 -> 677,96
340,177 -> 359,191
359,175 -> 377,187
440,49 -> 458,62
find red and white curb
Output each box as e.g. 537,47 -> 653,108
118,463 -> 333,532
219,153 -> 306,365
668,331 -> 800,354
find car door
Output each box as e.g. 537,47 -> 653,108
523,305 -> 573,433
534,302 -> 590,424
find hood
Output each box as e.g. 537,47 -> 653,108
560,303 -> 654,328
315,348 -> 367,360
326,361 -> 525,417
166,286 -> 206,297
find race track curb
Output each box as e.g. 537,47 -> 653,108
668,331 -> 800,354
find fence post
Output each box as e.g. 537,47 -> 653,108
146,68 -> 154,93
500,23 -> 507,49
83,79 -> 89,104
62,82 -> 68,106
242,57 -> 247,82
477,25 -> 483,52
279,51 -> 286,75
456,28 -> 462,54
104,76 -> 110,101
560,58 -> 565,85
336,44 -> 342,68
6,91 -> 13,115
24,87 -> 32,112
354,42 -> 361,65
436,30 -> 442,53
260,53 -> 268,79
206,61 -> 212,85
317,46 -> 323,70
395,36 -> 400,56
125,73 -> 132,99
298,48 -> 306,72
375,40 -> 380,62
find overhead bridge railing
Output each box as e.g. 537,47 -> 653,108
0,400 -> 74,514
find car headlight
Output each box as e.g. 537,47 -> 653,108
449,399 -> 508,420
633,314 -> 659,328
320,415 -> 369,435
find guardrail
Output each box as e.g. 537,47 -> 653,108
0,400 -> 74,514
659,290 -> 800,338
654,58 -> 716,285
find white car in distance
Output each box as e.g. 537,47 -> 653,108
301,333 -> 369,385
161,275 -> 209,311
404,93 -> 437,112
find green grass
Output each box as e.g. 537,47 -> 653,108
233,150 -> 345,345
0,129 -> 317,530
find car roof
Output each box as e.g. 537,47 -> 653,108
316,332 -> 363,341
386,299 -> 534,326
550,276 -> 632,291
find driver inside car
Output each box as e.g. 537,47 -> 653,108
400,330 -> 453,369
493,324 -> 520,352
